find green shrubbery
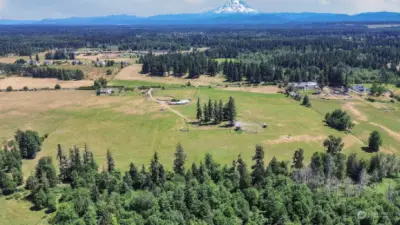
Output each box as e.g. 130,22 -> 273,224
325,109 -> 354,131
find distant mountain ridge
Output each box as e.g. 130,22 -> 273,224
2,0 -> 400,26
213,0 -> 258,14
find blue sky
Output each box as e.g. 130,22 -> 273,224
0,0 -> 400,20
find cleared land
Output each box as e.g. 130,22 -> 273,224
0,77 -> 92,89
114,64 -> 226,86
0,52 -> 47,64
0,86 -> 398,177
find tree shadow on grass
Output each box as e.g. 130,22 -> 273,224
361,146 -> 378,153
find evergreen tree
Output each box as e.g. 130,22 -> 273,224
237,155 -> 251,190
106,150 -> 115,173
292,148 -> 304,169
203,104 -> 209,123
213,100 -> 220,124
196,98 -> 202,123
208,98 -> 213,122
174,143 -> 187,175
368,131 -> 382,152
251,145 -> 265,186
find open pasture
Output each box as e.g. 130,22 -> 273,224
0,76 -> 92,89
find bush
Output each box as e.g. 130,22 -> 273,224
396,81 -> 400,88
106,69 -> 112,75
366,97 -> 376,102
23,86 -> 29,91
325,109 -> 354,131
55,84 -> 61,90
302,95 -> 311,107
6,86 -> 12,92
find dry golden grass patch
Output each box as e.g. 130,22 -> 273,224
264,135 -> 326,145
0,52 -> 47,64
0,77 -> 92,89
342,102 -> 367,121
114,65 -> 226,86
222,86 -> 282,94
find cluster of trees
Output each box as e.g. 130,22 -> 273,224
325,109 -> 354,131
45,50 -> 75,60
140,53 -> 218,78
196,97 -> 237,125
19,141 -> 400,225
0,63 -> 85,80
24,67 -> 85,80
14,130 -> 42,159
0,144 -> 23,195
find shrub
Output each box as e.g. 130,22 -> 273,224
366,97 -> 376,102
6,86 -> 12,92
23,86 -> 29,91
325,109 -> 354,131
302,95 -> 311,107
55,84 -> 61,89
106,69 -> 112,75
396,81 -> 400,88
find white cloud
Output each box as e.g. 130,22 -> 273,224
319,0 -> 330,5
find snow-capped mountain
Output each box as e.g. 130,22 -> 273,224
214,0 -> 258,14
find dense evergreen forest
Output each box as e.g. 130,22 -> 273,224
3,140 -> 398,225
1,25 -> 400,85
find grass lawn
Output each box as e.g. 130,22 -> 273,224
0,196 -> 48,225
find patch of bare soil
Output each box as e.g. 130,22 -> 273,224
264,135 -> 325,145
0,77 -> 92,89
342,102 -> 367,121
222,86 -> 281,94
370,122 -> 400,142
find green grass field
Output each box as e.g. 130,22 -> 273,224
0,196 -> 48,225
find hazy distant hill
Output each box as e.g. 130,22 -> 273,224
2,0 -> 400,26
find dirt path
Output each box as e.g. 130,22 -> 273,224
370,122 -> 400,141
343,102 -> 367,121
147,89 -> 191,122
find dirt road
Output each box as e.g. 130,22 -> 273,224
147,89 -> 191,122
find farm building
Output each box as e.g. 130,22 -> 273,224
289,82 -> 319,90
168,99 -> 190,105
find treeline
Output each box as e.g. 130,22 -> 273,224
45,50 -> 75,60
140,53 -> 218,78
24,67 -> 84,80
196,97 -> 236,125
0,63 -> 85,80
21,142 -> 400,225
